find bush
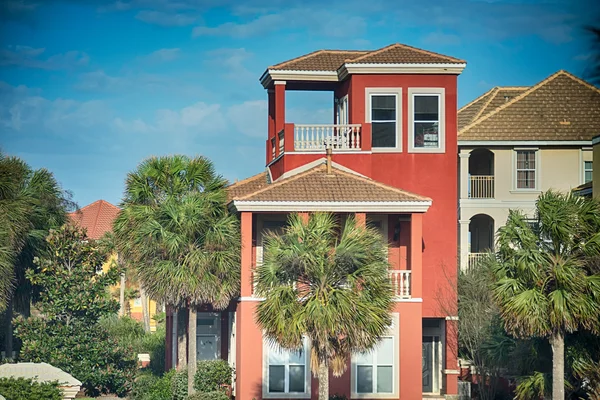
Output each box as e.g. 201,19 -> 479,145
171,369 -> 188,400
187,391 -> 229,400
130,370 -> 174,400
193,360 -> 233,393
0,377 -> 62,400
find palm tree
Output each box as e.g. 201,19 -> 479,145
255,213 -> 394,400
490,190 -> 600,400
0,152 -> 72,359
113,155 -> 240,395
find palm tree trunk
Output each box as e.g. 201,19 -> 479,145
4,297 -> 13,360
119,273 -> 126,316
188,306 -> 197,395
317,360 -> 329,400
140,286 -> 150,332
550,331 -> 565,400
177,307 -> 187,371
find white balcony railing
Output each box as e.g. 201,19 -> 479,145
468,253 -> 487,269
469,175 -> 494,199
294,124 -> 361,151
389,270 -> 411,298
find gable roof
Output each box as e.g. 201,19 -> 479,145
68,200 -> 120,240
269,43 -> 465,72
458,70 -> 600,142
229,163 -> 431,212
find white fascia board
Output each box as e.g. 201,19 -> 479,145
458,140 -> 592,146
340,63 -> 466,78
231,200 -> 431,213
260,69 -> 339,87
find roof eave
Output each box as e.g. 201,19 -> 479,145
339,63 -> 466,79
260,69 -> 339,88
230,200 -> 432,213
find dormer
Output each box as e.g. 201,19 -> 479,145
260,43 -> 466,181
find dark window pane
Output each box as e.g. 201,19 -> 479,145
372,122 -> 396,148
269,366 -> 285,393
377,366 -> 393,393
414,122 -> 439,148
289,366 -> 305,392
357,366 -> 373,393
414,96 -> 439,121
372,95 -> 396,121
372,109 -> 396,121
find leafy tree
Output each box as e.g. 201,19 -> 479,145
255,213 -> 394,400
0,377 -> 62,400
490,191 -> 600,400
113,155 -> 240,395
13,224 -> 137,396
0,152 -> 73,359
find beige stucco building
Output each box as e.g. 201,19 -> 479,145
457,71 -> 600,270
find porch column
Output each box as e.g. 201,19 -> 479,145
354,212 -> 366,227
459,219 -> 470,271
409,213 -> 423,298
268,89 -> 275,140
274,81 -> 286,134
444,318 -> 459,396
236,212 -> 263,400
459,150 -> 470,200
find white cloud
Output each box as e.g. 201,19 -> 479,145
227,100 -> 267,137
74,70 -> 126,91
135,10 -> 199,26
0,45 -> 89,69
205,48 -> 254,81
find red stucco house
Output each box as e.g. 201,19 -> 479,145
165,43 -> 466,400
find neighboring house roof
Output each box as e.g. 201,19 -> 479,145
458,70 -> 600,142
572,181 -> 593,198
269,43 -> 465,72
68,199 -> 120,240
228,161 -> 431,212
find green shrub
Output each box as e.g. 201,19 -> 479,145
171,369 -> 188,400
193,360 -> 232,393
0,377 -> 62,400
187,391 -> 229,400
100,315 -> 146,352
144,323 -> 166,375
130,370 -> 174,400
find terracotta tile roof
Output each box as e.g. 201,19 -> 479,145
230,164 -> 430,203
68,200 -> 120,240
458,87 -> 529,130
458,70 -> 600,141
226,171 -> 270,202
269,43 -> 464,72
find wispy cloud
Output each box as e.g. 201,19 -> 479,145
205,48 -> 254,81
143,48 -> 181,62
135,10 -> 199,26
421,32 -> 461,46
0,45 -> 89,69
74,70 -> 126,91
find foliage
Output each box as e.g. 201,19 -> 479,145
514,372 -> 549,400
187,391 -> 229,400
255,212 -> 394,400
171,369 -> 188,400
13,224 -> 137,396
193,360 -> 232,393
129,370 -> 175,400
0,377 -> 62,400
329,395 -> 348,400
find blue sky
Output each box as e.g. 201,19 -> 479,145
1,0 -> 599,207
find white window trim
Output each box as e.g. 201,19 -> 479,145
512,148 -> 540,191
262,337 -> 311,399
408,88 -> 446,153
336,95 -> 349,125
365,88 -> 402,152
351,313 -> 399,399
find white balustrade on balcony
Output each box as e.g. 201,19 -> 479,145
467,253 -> 487,269
469,175 -> 495,199
294,124 -> 361,151
389,270 -> 411,298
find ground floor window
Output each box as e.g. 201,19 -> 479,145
265,338 -> 310,396
355,337 -> 394,393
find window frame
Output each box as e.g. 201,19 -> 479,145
365,88 -> 402,152
514,149 -> 539,191
263,337 -> 311,399
351,313 -> 399,399
408,88 -> 446,153
584,160 -> 593,184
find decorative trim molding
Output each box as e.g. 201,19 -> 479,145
459,140 -> 591,146
232,200 -> 432,213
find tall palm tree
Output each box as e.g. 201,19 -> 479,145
0,152 -> 72,359
113,155 -> 240,395
490,191 -> 600,400
255,213 -> 394,400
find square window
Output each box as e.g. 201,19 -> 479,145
354,336 -> 395,394
266,341 -> 308,395
269,366 -> 285,393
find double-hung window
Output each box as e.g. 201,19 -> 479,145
516,150 -> 537,189
355,337 -> 394,394
368,91 -> 399,149
584,161 -> 593,183
408,88 -> 445,152
266,339 -> 309,396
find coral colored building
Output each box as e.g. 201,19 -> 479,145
165,43 -> 466,399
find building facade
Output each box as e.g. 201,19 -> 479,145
457,71 -> 600,270
166,43 -> 466,399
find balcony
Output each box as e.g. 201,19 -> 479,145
294,124 -> 362,151
467,252 -> 487,269
469,176 -> 494,199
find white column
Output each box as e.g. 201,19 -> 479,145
459,151 -> 471,200
459,219 -> 470,271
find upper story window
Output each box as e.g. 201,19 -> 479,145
584,160 -> 593,183
264,338 -> 310,397
515,150 -> 537,189
366,88 -> 402,151
408,88 -> 445,153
